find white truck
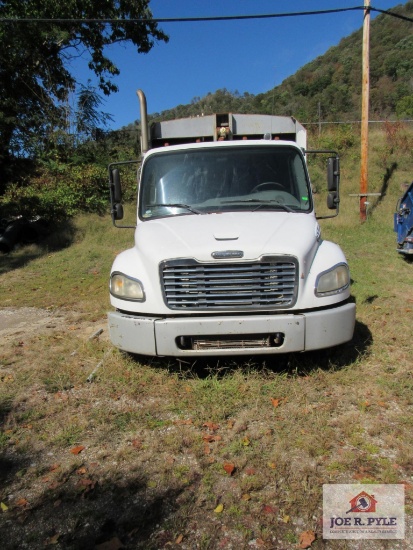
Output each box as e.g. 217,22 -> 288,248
107,90 -> 355,357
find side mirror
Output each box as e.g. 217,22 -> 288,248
111,168 -> 122,203
327,192 -> 338,210
109,168 -> 124,220
327,157 -> 340,192
107,159 -> 139,228
306,149 -> 340,219
112,203 -> 124,221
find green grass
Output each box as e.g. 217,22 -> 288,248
0,125 -> 412,549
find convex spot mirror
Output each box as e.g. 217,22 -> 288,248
327,157 -> 339,211
327,157 -> 340,192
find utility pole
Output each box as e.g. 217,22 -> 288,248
360,0 -> 370,222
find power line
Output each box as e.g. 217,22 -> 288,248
372,7 -> 413,22
0,6 -> 412,24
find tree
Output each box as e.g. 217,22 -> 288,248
396,95 -> 413,119
0,0 -> 168,185
75,82 -> 114,143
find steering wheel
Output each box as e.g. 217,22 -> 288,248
251,182 -> 284,193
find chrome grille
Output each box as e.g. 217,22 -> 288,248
161,257 -> 298,310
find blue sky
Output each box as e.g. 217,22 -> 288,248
71,0 -> 404,129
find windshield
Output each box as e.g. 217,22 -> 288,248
139,145 -> 312,219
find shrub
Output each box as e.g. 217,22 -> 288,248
0,162 -> 137,222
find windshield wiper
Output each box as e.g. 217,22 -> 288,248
222,199 -> 294,213
151,203 -> 202,214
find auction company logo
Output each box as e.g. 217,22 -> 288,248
323,484 -> 404,540
346,490 -> 377,513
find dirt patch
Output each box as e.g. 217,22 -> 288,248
0,307 -> 109,344
0,307 -> 59,342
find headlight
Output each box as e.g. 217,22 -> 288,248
315,263 -> 350,297
110,272 -> 145,301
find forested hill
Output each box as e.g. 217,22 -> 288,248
145,1 -> 413,125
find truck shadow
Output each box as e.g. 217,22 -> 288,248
137,319 -> 372,379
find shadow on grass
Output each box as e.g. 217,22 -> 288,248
0,448 -> 189,550
129,319 -> 372,380
401,254 -> 413,263
369,161 -> 398,216
0,219 -> 77,275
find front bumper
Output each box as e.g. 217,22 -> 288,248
108,302 -> 356,357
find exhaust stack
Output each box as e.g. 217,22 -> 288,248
136,89 -> 149,154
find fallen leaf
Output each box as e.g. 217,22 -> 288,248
271,398 -> 281,408
77,478 -> 95,488
16,498 -> 28,507
262,504 -> 277,515
282,515 -> 290,523
403,482 -> 413,493
267,462 -> 276,470
203,421 -> 219,432
223,462 -> 235,476
1,502 -> 8,512
70,445 -> 85,455
298,530 -> 316,549
76,467 -> 87,475
214,503 -> 224,513
242,437 -> 250,446
45,533 -> 60,545
353,465 -> 374,480
175,534 -> 184,544
202,434 -> 221,442
241,493 -> 251,501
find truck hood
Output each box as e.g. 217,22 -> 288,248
135,212 -> 320,269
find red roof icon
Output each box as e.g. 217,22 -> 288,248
347,491 -> 377,513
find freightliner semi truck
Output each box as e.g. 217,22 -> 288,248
107,90 -> 355,357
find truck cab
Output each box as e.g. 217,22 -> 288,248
107,90 -> 355,356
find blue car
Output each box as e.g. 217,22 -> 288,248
394,182 -> 413,255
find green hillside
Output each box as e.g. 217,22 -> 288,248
148,1 -> 413,124
2,2 -> 413,224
